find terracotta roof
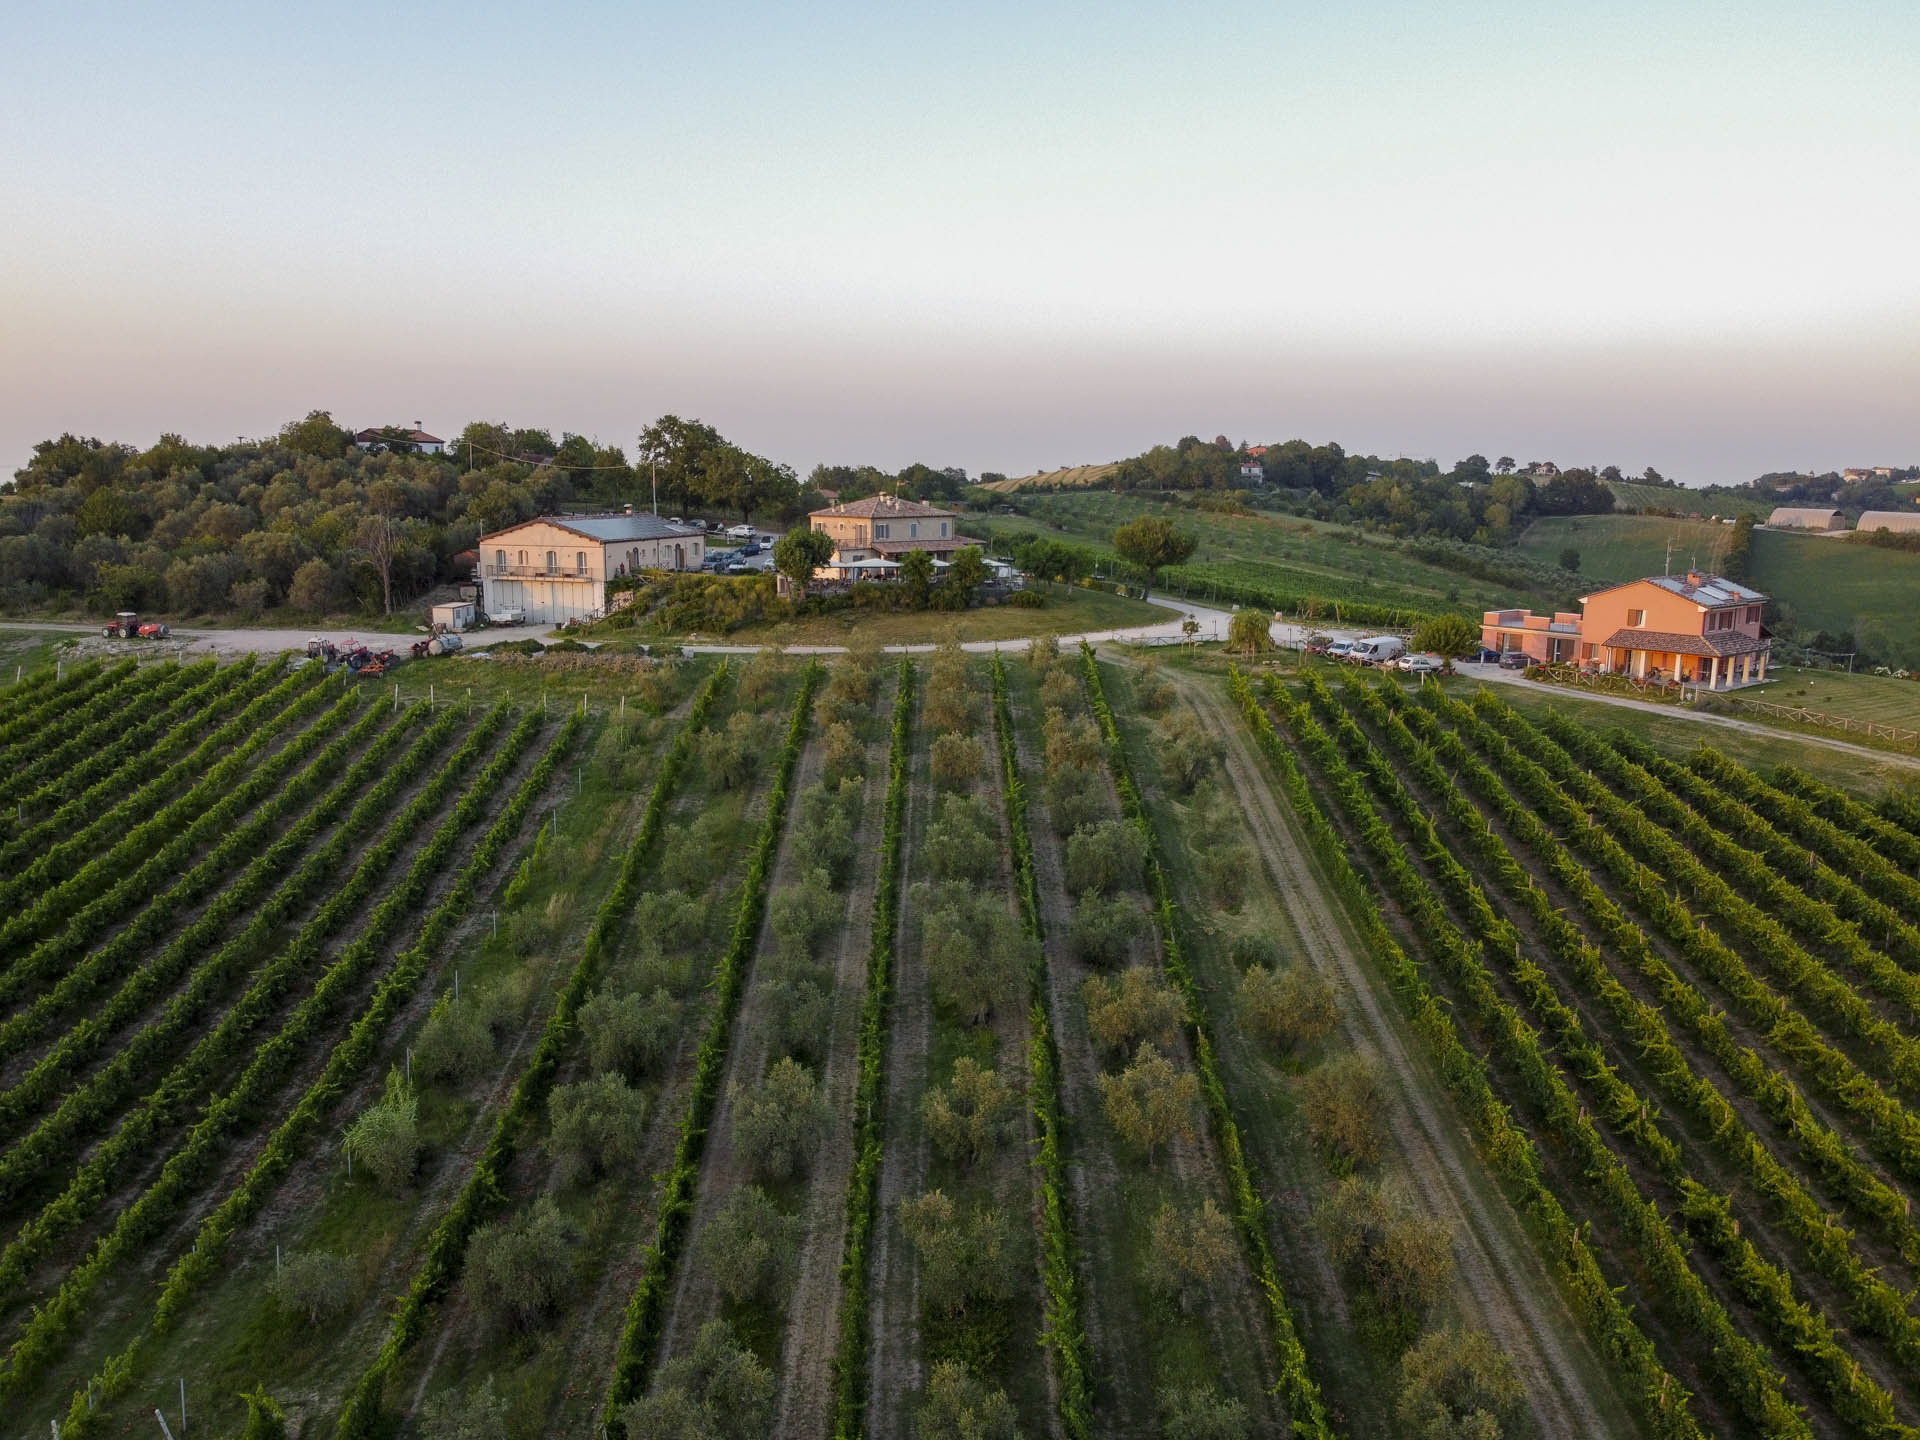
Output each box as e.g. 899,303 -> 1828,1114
812,495 -> 956,520
354,427 -> 443,445
1579,572 -> 1767,606
1598,627 -> 1770,658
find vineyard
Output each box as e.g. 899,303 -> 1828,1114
5,645 -> 1918,1438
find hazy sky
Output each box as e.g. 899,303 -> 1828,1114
3,1 -> 1915,485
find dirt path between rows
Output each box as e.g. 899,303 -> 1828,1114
774,678 -> 896,1439
865,684 -> 933,1440
1178,670 -> 1631,1440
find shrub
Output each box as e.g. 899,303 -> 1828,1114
1227,607 -> 1275,655
737,648 -> 784,705
1303,1053 -> 1385,1171
1160,1385 -> 1250,1440
288,557 -> 337,612
1237,963 -> 1338,1052
1411,614 -> 1483,660
770,866 -> 840,965
342,1066 -> 419,1192
1043,708 -> 1103,771
764,971 -> 833,1063
1318,1177 -> 1455,1330
579,985 -> 680,1077
1069,892 -> 1148,967
422,1375 -> 509,1440
1154,709 -> 1219,794
659,808 -> 737,894
1097,1043 -> 1198,1164
925,681 -> 974,735
929,732 -> 987,791
1065,819 -> 1148,896
1083,967 -> 1185,1056
731,1057 -> 827,1182
924,1056 -> 1018,1166
923,793 -> 998,883
268,1250 -> 353,1325
1135,665 -> 1175,714
1193,840 -> 1251,910
1143,1199 -> 1234,1312
547,1071 -> 648,1186
899,1189 -> 1018,1317
616,1318 -> 774,1440
917,1359 -> 1021,1440
1026,634 -> 1059,671
1396,1328 -> 1522,1439
1228,932 -> 1284,971
464,1195 -> 580,1332
794,778 -> 862,884
229,577 -> 269,618
1006,588 -> 1044,608
697,1185 -> 799,1305
1046,761 -> 1108,835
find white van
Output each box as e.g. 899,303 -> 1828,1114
1348,635 -> 1406,666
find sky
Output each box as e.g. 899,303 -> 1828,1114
2,0 -> 1916,486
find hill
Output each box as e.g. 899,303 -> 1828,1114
1513,514 -> 1733,583
1604,481 -> 1772,518
980,463 -> 1120,493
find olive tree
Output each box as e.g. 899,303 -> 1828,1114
929,732 -> 987,791
1154,709 -> 1219,794
547,1071 -> 648,1186
1065,819 -> 1147,896
899,1188 -> 1018,1317
464,1195 -> 580,1332
1038,665 -> 1082,714
1304,1053 -> 1386,1172
1161,1386 -> 1251,1440
923,1056 -> 1018,1166
1318,1177 -> 1456,1333
1143,1199 -> 1235,1313
923,794 -> 998,883
1046,762 -> 1107,836
731,1057 -> 827,1182
1097,1043 -> 1199,1165
579,985 -> 680,1077
697,1185 -> 799,1305
1069,892 -> 1148,967
1396,1329 -> 1522,1440
422,1375 -> 509,1440
617,1319 -> 774,1440
1082,967 -> 1184,1057
770,866 -> 841,965
917,1360 -> 1022,1440
1236,963 -> 1338,1053
269,1250 -> 354,1325
1042,708 -> 1104,772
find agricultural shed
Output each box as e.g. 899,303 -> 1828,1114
431,601 -> 476,631
1767,507 -> 1845,531
1855,510 -> 1920,534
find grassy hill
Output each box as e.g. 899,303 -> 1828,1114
1514,513 -> 1734,583
1604,481 -> 1772,518
980,463 -> 1120,493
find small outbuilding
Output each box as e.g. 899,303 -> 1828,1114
431,601 -> 477,632
1767,507 -> 1846,531
1855,510 -> 1920,535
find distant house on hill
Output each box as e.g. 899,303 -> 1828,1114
1857,510 -> 1920,534
806,495 -> 963,585
1484,570 -> 1770,690
1767,506 -> 1845,531
1528,461 -> 1561,478
354,424 -> 445,455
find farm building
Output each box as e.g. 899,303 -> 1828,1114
353,425 -> 445,455
1484,569 -> 1770,689
1767,506 -> 1845,530
476,514 -> 704,625
807,495 -> 964,583
1855,510 -> 1920,534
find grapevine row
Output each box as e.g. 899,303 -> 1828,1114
1419,686 -> 1920,1260
1318,674 -> 1908,1428
0,701 -> 468,1224
1372,680 -> 1920,1352
600,662 -> 819,1431
1083,649 -> 1334,1439
0,659 -> 126,754
0,691 -> 400,1064
0,662 -> 196,808
1229,669 -> 1708,1440
48,704 -> 574,1433
992,654 -> 1096,1440
1540,715 -> 1920,1021
1771,765 -> 1920,872
0,666 -> 344,964
829,657 -> 916,1438
1463,691 -> 1920,1185
0,655 -> 286,882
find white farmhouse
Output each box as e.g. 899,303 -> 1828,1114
477,514 -> 705,625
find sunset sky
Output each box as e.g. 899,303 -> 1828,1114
2,0 -> 1915,484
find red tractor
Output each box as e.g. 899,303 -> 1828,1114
100,611 -> 169,640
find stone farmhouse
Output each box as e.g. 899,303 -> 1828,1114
477,513 -> 704,624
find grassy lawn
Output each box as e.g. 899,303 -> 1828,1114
709,584 -> 1164,646
1738,665 -> 1920,728
0,626 -> 85,681
968,493 -> 1546,614
1514,513 -> 1734,582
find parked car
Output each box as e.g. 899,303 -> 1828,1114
725,523 -> 755,539
1302,633 -> 1333,656
741,541 -> 761,557
1475,647 -> 1502,665
1325,639 -> 1355,660
1498,650 -> 1530,669
725,562 -> 752,575
1399,652 -> 1445,676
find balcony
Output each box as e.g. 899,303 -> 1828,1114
481,564 -> 599,581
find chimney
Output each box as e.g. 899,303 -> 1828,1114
1686,569 -> 1703,585
625,503 -> 634,515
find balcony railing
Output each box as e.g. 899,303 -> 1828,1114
481,564 -> 598,580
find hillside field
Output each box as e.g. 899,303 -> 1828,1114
978,462 -> 1120,493
1513,512 -> 1734,582
1604,481 -> 1773,517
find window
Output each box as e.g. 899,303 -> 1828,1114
545,551 -> 555,572
576,551 -> 587,575
1747,605 -> 1760,623
940,522 -> 948,537
1627,608 -> 1646,627
495,550 -> 506,572
909,522 -> 919,538
517,550 -> 526,568
874,523 -> 888,539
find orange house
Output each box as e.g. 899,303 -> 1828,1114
1483,570 -> 1770,689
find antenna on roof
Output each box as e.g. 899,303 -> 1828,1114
1664,539 -> 1672,576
